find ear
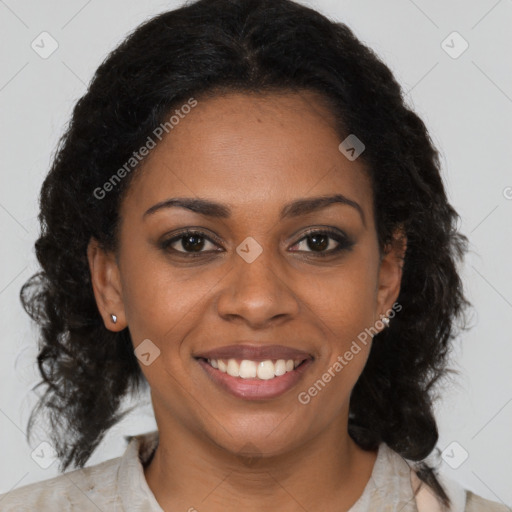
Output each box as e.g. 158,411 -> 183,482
375,226 -> 406,327
87,237 -> 126,331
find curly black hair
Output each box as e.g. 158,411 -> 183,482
20,0 -> 469,506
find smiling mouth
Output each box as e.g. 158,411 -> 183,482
195,356 -> 313,400
199,357 -> 308,380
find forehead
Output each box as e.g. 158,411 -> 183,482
121,91 -> 373,221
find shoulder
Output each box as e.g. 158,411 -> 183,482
407,451 -> 510,512
0,431 -> 159,512
413,471 -> 511,512
465,490 -> 512,512
0,456 -> 122,511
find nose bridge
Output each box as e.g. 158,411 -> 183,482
236,241 -> 278,292
216,238 -> 298,325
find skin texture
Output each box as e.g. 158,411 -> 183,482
87,91 -> 405,512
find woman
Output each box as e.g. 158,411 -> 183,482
1,0 -> 509,510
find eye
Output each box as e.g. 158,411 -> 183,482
160,227 -> 354,259
290,228 -> 354,256
160,230 -> 221,255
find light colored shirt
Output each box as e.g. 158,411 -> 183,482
0,431 -> 509,511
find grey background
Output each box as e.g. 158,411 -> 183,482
0,0 -> 511,506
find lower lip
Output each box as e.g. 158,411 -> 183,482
196,358 -> 313,400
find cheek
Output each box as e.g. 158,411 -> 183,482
301,250 -> 378,387
118,241 -> 193,335
119,250 -> 220,379
301,278 -> 375,413
309,254 -> 379,335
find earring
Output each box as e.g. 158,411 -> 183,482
110,314 -> 117,324
381,315 -> 390,327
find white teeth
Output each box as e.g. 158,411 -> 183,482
206,358 -> 304,379
257,360 -> 275,380
274,359 -> 287,376
239,360 -> 257,379
226,359 -> 240,377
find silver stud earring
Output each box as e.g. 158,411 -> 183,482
381,316 -> 390,327
110,314 -> 117,324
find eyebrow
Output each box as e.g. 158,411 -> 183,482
143,193 -> 365,225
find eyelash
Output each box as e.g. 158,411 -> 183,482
160,228 -> 354,259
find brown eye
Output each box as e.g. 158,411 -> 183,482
304,233 -> 330,252
290,229 -> 354,256
179,233 -> 207,252
161,230 -> 220,255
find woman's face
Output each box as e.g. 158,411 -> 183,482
89,91 -> 403,457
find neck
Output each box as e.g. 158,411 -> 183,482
144,413 -> 378,512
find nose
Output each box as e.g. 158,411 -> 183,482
216,244 -> 300,329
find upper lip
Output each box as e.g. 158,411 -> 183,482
194,344 -> 313,362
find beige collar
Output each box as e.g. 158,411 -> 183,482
410,464 -> 467,512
